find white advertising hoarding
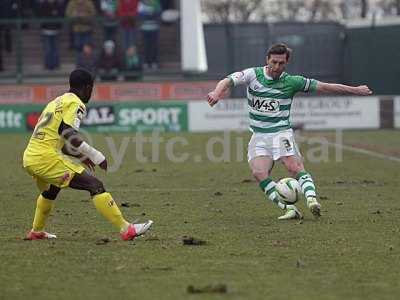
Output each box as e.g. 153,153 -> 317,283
189,97 -> 380,132
394,97 -> 400,128
291,97 -> 380,130
188,99 -> 248,132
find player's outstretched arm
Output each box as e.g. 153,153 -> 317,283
316,81 -> 373,96
60,122 -> 108,171
207,78 -> 233,107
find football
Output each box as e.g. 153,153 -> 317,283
275,178 -> 302,204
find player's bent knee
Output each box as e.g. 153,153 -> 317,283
252,170 -> 269,182
90,179 -> 105,196
69,171 -> 106,196
282,159 -> 303,176
41,185 -> 60,200
287,164 -> 303,176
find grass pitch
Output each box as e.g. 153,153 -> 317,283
1,130 -> 400,300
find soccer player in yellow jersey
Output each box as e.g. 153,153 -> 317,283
23,69 -> 153,241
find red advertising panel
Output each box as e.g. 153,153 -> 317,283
0,81 -> 218,103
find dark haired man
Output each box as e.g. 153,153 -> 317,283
23,69 -> 153,240
207,43 -> 372,220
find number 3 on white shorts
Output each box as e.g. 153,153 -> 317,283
282,138 -> 293,152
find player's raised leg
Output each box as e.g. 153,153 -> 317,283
26,184 -> 60,240
249,156 -> 302,220
69,171 -> 153,240
280,156 -> 321,217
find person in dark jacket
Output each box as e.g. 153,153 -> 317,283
97,40 -> 121,81
34,0 -> 64,70
138,0 -> 161,69
77,42 -> 97,74
0,0 -> 17,71
100,0 -> 118,42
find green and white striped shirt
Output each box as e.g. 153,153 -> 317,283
228,67 -> 317,133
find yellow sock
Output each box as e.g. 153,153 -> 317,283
32,195 -> 55,232
92,192 -> 129,231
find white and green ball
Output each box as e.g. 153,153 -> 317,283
275,178 -> 301,204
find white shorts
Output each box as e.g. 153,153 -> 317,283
247,129 -> 301,162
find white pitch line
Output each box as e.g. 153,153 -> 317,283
325,141 -> 400,163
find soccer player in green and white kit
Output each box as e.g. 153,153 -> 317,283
207,43 -> 372,220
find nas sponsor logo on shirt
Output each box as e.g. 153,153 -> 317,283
249,97 -> 280,113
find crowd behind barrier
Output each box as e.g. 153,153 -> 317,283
0,0 -> 178,81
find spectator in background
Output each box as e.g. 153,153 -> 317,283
138,0 -> 161,70
77,42 -> 97,74
0,30 -> 3,71
160,0 -> 179,24
160,0 -> 172,10
60,0 -> 68,15
0,4 -> 6,71
60,0 -> 75,50
97,40 -> 121,81
34,0 -> 64,70
58,0 -> 67,10
65,0 -> 96,52
124,45 -> 142,80
0,0 -> 17,55
24,0 -> 39,19
100,0 -> 118,42
117,0 -> 139,52
93,0 -> 102,12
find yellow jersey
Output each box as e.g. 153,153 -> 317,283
23,92 -> 86,167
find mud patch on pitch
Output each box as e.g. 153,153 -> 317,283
187,284 -> 227,294
182,236 -> 207,246
333,179 -> 383,186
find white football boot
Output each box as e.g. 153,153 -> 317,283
278,205 -> 303,220
307,197 -> 321,217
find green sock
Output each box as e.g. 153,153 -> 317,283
259,178 -> 286,210
296,171 -> 317,202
